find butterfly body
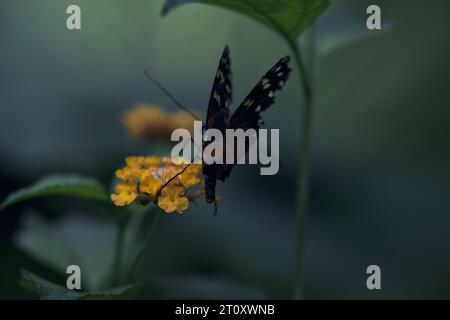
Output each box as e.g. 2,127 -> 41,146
203,46 -> 291,204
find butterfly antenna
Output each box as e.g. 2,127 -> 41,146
144,70 -> 200,121
155,163 -> 192,200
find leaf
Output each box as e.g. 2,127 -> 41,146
21,270 -> 84,300
15,212 -> 117,291
162,0 -> 330,40
16,212 -> 76,273
0,174 -> 108,210
79,285 -> 137,300
21,270 -> 134,300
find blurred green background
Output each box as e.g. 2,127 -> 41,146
1,0 -> 450,299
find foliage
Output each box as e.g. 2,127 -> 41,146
162,0 -> 329,41
21,270 -> 134,300
0,174 -> 108,210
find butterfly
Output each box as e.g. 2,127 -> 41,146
203,46 -> 291,205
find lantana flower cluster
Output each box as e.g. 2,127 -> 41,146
111,156 -> 203,213
122,104 -> 195,139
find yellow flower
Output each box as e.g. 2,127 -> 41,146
144,156 -> 161,167
111,181 -> 138,206
161,156 -> 176,166
115,166 -> 137,181
117,156 -> 161,181
169,111 -> 195,133
125,156 -> 146,167
179,164 -> 202,188
126,156 -> 160,170
111,155 -> 204,213
122,104 -> 167,138
122,104 -> 195,139
140,176 -> 163,198
157,185 -> 189,213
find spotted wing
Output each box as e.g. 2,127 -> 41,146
214,56 -> 291,182
203,46 -> 232,203
205,46 -> 232,131
229,56 -> 290,131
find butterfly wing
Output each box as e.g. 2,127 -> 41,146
205,46 -> 232,131
229,56 -> 290,131
203,46 -> 232,203
215,56 -> 291,182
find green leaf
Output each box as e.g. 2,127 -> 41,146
16,212 -> 117,291
21,270 -> 134,300
162,0 -> 329,40
21,270 -> 84,300
0,174 -> 108,210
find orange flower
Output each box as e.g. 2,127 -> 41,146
122,104 -> 195,139
111,156 -> 203,213
157,185 -> 189,213
111,181 -> 138,206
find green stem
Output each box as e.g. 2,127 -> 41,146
111,217 -> 127,286
126,210 -> 164,281
287,37 -> 314,300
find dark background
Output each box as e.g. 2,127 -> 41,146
1,0 -> 449,299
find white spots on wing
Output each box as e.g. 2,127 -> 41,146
260,78 -> 271,90
275,65 -> 281,72
225,84 -> 231,93
216,70 -> 225,84
277,72 -> 284,77
255,105 -> 262,112
279,80 -> 285,87
268,91 -> 274,98
244,99 -> 254,108
213,91 -> 221,104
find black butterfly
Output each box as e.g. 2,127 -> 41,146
203,46 -> 291,204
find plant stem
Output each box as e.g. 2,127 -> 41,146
111,217 -> 127,286
126,210 -> 164,281
288,37 -> 314,300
